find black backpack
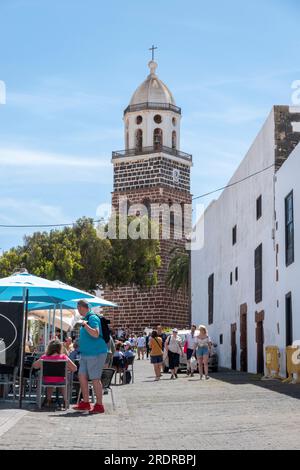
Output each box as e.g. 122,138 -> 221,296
99,316 -> 111,344
122,370 -> 131,384
86,313 -> 111,344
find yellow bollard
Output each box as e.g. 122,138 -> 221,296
264,346 -> 281,379
282,346 -> 300,384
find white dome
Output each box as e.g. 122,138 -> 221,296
129,61 -> 176,106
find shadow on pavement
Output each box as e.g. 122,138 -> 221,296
212,368 -> 300,400
49,411 -> 92,418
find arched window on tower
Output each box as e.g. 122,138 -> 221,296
143,198 -> 151,220
153,128 -> 163,151
172,131 -> 177,150
169,199 -> 175,227
135,129 -> 143,152
181,202 -> 185,238
126,132 -> 129,150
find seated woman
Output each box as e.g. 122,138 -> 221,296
124,341 -> 135,356
104,335 -> 116,368
69,339 -> 80,362
112,342 -> 125,371
33,339 -> 77,409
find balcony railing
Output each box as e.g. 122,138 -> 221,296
112,145 -> 192,162
124,102 -> 181,115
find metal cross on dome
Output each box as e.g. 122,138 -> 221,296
149,45 -> 158,61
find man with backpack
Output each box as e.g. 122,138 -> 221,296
73,300 -> 109,414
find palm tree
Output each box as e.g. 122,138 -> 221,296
166,247 -> 190,293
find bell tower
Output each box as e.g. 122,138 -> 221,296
124,60 -> 180,152
104,59 -> 192,331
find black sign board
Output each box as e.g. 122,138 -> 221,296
0,302 -> 24,371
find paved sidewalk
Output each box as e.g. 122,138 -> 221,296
1,360 -> 300,449
0,408 -> 28,439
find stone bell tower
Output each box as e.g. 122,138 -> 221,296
104,58 -> 192,332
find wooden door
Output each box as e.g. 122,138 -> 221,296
240,305 -> 248,372
231,323 -> 237,371
256,320 -> 264,374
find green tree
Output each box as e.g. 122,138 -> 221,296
22,228 -> 82,283
0,216 -> 161,292
0,247 -> 24,277
166,246 -> 190,293
100,215 -> 161,288
71,217 -> 111,291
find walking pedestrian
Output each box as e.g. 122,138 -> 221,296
157,325 -> 167,349
165,328 -> 183,379
149,330 -> 163,381
145,332 -> 151,359
128,333 -> 137,350
157,325 -> 168,373
185,324 -> 197,377
137,334 -> 146,360
194,325 -> 211,380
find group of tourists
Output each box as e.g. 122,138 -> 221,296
149,324 -> 212,381
31,298 -> 212,414
113,330 -> 150,360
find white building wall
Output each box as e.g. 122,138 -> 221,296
275,143 -> 300,373
192,108 -> 279,374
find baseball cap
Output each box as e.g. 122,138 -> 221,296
172,328 -> 178,333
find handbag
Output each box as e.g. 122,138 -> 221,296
152,336 -> 168,367
190,356 -> 197,372
153,337 -> 164,355
163,348 -> 169,367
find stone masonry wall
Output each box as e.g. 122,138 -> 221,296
113,155 -> 191,192
103,185 -> 192,332
274,106 -> 300,170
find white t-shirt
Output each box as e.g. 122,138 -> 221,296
186,332 -> 197,350
167,335 -> 182,354
137,336 -> 146,348
129,337 -> 137,347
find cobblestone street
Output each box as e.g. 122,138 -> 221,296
1,360 -> 300,450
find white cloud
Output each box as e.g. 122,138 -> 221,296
0,198 -> 67,223
8,90 -> 121,114
0,147 -> 110,169
64,127 -> 123,145
0,146 -> 114,187
0,198 -> 70,242
175,68 -> 300,95
186,106 -> 267,125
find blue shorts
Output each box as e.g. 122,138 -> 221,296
196,347 -> 209,358
79,354 -> 106,380
150,355 -> 163,364
187,348 -> 194,360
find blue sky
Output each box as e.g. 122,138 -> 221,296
0,0 -> 299,251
